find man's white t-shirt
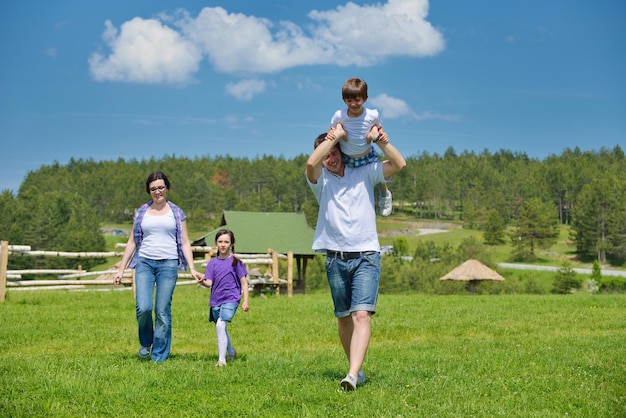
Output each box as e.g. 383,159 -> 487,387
307,163 -> 384,252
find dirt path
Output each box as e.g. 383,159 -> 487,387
379,221 -> 460,237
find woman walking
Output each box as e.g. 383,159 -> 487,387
114,171 -> 203,362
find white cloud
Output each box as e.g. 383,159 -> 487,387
225,79 -> 267,101
309,0 -> 445,66
371,94 -> 459,122
370,94 -> 411,119
175,7 -> 332,74
413,111 -> 461,122
89,0 -> 445,85
54,20 -> 71,30
89,18 -> 202,84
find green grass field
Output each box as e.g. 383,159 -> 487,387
377,217 -> 626,272
1,287 -> 624,417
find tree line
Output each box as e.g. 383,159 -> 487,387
1,145 -> 625,270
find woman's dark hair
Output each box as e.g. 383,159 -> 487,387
215,229 -> 240,266
145,171 -> 171,194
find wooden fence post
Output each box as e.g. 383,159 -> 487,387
301,257 -> 308,294
287,251 -> 293,297
271,249 -> 279,296
0,241 -> 8,303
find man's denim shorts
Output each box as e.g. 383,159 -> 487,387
325,251 -> 380,318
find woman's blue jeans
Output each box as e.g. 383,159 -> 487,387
135,257 -> 178,362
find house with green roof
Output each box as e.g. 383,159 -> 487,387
192,211 -> 317,290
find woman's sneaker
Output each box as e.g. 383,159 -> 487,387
138,346 -> 151,359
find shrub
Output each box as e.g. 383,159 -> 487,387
582,279 -> 599,294
599,277 -> 626,293
551,263 -> 582,294
391,236 -> 410,257
524,276 -> 547,294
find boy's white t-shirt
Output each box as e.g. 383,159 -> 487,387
330,107 -> 382,157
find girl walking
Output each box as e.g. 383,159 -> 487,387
197,229 -> 249,366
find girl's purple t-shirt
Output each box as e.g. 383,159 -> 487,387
204,256 -> 247,307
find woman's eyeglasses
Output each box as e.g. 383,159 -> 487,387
149,186 -> 167,193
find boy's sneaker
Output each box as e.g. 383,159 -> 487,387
138,346 -> 150,359
340,374 -> 357,391
227,349 -> 237,360
357,370 -> 366,385
215,361 -> 227,367
380,190 -> 393,216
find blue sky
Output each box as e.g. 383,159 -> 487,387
1,0 -> 624,193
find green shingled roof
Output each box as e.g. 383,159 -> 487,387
192,211 -> 316,255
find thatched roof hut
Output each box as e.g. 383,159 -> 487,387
439,259 -> 505,294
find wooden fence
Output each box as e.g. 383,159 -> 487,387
0,240 -> 294,303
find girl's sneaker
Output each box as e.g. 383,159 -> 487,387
340,374 -> 357,391
357,370 -> 366,385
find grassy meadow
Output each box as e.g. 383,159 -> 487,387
376,216 -> 588,268
1,287 -> 624,417
2,218 -> 623,416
